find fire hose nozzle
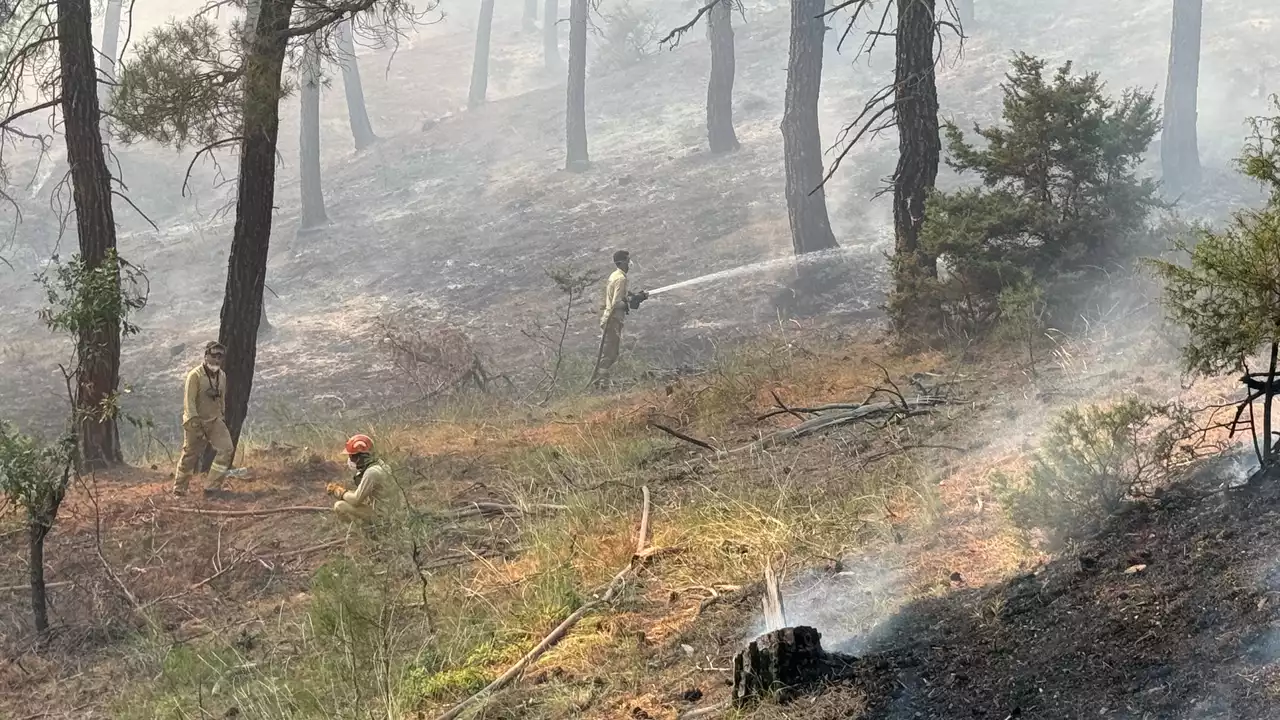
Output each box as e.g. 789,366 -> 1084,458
627,290 -> 650,310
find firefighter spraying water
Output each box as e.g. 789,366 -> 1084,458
589,250 -> 651,388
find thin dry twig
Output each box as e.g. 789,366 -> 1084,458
649,421 -> 719,452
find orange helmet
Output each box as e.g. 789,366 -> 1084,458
344,434 -> 374,455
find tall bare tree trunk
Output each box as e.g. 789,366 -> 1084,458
782,0 -> 837,256
299,41 -> 327,229
1161,0 -> 1202,194
59,0 -> 122,468
1265,341 -> 1278,465
524,0 -> 538,32
707,0 -> 739,154
543,0 -> 561,70
565,0 -> 589,171
469,0 -> 496,108
889,0 -> 942,339
98,0 -> 122,134
28,522 -> 49,633
218,0 -> 295,448
336,19 -> 377,151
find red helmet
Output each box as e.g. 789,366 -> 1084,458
344,434 -> 374,455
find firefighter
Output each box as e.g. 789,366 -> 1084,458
326,434 -> 389,522
172,341 -> 237,496
593,250 -> 646,387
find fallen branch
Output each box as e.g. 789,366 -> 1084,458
444,501 -> 569,521
735,399 -> 942,453
650,421 -> 719,452
680,701 -> 729,719
0,581 -> 72,593
768,388 -> 807,422
163,505 -> 330,517
435,486 -> 654,720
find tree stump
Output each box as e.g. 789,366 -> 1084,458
732,626 -> 855,707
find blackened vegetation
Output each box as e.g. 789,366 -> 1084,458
732,626 -> 857,707
844,470 -> 1280,719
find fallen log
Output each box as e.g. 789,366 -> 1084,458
732,626 -> 856,707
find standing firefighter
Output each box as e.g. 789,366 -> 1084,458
326,434 -> 389,522
172,341 -> 236,496
592,250 -> 647,387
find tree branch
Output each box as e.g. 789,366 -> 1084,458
181,136 -> 243,197
659,0 -> 723,49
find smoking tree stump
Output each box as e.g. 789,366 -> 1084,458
732,626 -> 856,707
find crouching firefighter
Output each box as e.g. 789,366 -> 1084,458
326,434 -> 390,522
591,249 -> 649,388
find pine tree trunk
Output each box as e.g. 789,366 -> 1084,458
98,0 -> 123,132
889,0 -> 942,339
544,0 -> 561,71
469,0 -> 496,109
524,0 -> 537,32
565,0 -> 589,172
955,0 -> 974,29
218,0 -> 295,449
707,0 -> 739,154
337,19 -> 377,151
29,522 -> 49,634
1160,0 -> 1202,194
299,41 -> 327,229
782,0 -> 837,255
59,0 -> 123,468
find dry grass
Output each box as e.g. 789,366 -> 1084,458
3,320 -> 1242,720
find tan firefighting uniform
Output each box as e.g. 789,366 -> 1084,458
598,268 -> 628,377
172,365 -> 235,493
333,462 -> 389,522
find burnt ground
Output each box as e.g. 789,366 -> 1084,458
712,458 -> 1280,720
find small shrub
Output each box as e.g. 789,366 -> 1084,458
992,398 -> 1198,543
376,315 -> 494,398
592,2 -> 660,74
